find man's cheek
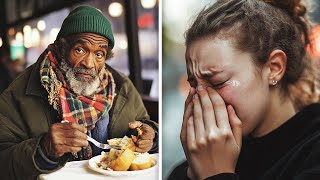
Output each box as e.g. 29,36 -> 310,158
68,56 -> 79,68
98,62 -> 106,71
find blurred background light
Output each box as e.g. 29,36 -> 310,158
140,0 -> 157,9
163,0 -> 216,43
23,25 -> 31,34
119,40 -> 128,49
37,20 -> 46,31
108,2 -> 123,17
8,27 -> 15,36
138,13 -> 154,28
15,32 -> 23,42
50,28 -> 59,39
31,28 -> 40,46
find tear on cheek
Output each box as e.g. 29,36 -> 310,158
226,80 -> 241,87
217,80 -> 241,103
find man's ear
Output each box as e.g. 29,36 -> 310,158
266,49 -> 287,85
54,38 -> 64,60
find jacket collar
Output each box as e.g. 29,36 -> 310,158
105,63 -> 124,93
25,50 -> 48,99
25,50 -> 124,98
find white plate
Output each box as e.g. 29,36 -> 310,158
88,153 -> 158,176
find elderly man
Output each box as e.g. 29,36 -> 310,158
0,6 -> 158,180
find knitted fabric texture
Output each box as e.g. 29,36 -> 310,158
57,6 -> 114,49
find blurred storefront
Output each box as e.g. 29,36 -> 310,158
0,0 -> 158,120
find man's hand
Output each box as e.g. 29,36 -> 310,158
129,121 -> 155,153
40,123 -> 89,159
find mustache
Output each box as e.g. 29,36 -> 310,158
73,67 -> 97,76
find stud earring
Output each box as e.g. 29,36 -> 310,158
272,80 -> 278,87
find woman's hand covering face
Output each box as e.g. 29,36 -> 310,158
180,86 -> 242,180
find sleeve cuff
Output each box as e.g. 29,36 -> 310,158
148,139 -> 158,154
148,130 -> 159,153
35,145 -> 59,170
204,173 -> 239,180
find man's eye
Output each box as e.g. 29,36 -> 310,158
96,52 -> 104,58
75,48 -> 85,54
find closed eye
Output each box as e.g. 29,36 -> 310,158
212,81 -> 227,89
187,79 -> 197,88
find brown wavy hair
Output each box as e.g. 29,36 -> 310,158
185,0 -> 319,109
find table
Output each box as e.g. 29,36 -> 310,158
38,154 -> 159,180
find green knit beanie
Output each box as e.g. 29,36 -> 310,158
57,6 -> 114,49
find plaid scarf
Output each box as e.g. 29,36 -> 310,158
40,51 -> 115,127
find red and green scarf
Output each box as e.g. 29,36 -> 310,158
40,51 -> 115,127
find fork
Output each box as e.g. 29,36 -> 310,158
87,135 -> 121,150
60,120 -> 121,150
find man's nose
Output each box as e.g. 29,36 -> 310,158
81,54 -> 95,69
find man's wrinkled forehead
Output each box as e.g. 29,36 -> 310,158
68,33 -> 109,49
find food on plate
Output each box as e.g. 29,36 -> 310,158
129,152 -> 155,171
107,135 -> 136,151
97,136 -> 155,171
98,148 -> 136,171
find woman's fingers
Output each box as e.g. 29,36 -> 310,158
207,87 -> 231,132
181,88 -> 196,144
181,101 -> 193,147
185,87 -> 196,110
182,87 -> 242,179
196,86 -> 217,132
183,97 -> 194,125
227,105 -> 242,147
186,116 -> 196,151
192,94 -> 206,145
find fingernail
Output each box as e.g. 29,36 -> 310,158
193,94 -> 198,99
228,105 -> 234,112
196,85 -> 204,91
190,87 -> 195,93
189,87 -> 195,94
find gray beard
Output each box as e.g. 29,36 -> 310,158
60,60 -> 104,97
